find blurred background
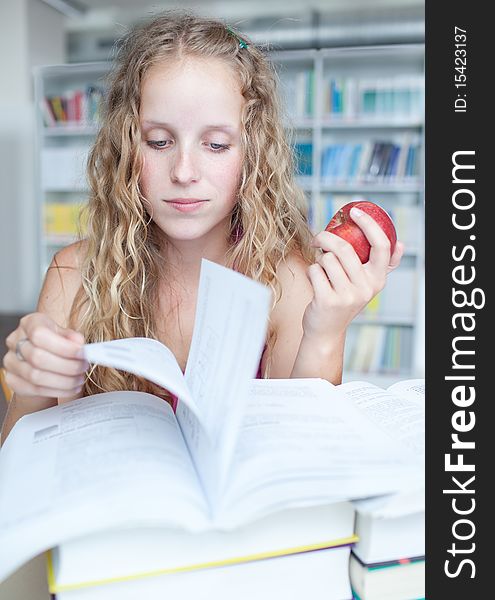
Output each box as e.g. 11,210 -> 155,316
0,0 -> 425,412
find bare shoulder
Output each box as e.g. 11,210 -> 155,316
264,251 -> 314,377
271,251 -> 313,324
37,240 -> 88,328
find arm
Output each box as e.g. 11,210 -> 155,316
1,243 -> 88,445
266,253 -> 345,384
267,208 -> 403,385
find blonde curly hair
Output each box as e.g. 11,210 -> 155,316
70,10 -> 315,398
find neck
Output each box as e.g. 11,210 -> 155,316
160,221 -> 232,288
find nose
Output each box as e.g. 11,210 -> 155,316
170,146 -> 200,184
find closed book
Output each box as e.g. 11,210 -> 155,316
350,552 -> 425,600
48,503 -> 355,596
53,544 -> 355,600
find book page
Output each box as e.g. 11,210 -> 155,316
218,379 -> 422,529
0,391 -> 209,583
83,337 -> 201,419
353,487 -> 425,517
347,380 -> 425,520
338,380 -> 425,458
176,260 -> 270,506
387,378 -> 425,404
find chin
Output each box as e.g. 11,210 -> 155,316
155,222 -> 216,244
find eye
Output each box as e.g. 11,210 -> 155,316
208,143 -> 231,152
147,140 -> 171,150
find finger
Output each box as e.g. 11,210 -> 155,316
4,371 -> 84,400
388,240 -> 404,271
316,251 -> 351,294
5,341 -> 88,376
349,207 -> 391,267
313,231 -> 365,286
5,327 -> 28,352
3,350 -> 87,390
20,325 -> 85,359
307,262 -> 336,298
62,328 -> 85,345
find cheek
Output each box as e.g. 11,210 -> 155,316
215,154 -> 243,195
139,154 -> 159,198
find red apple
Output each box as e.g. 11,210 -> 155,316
325,201 -> 397,263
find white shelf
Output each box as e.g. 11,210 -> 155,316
43,125 -> 99,137
321,117 -> 423,129
295,176 -> 313,190
288,116 -> 423,129
288,117 -> 316,129
45,234 -> 78,246
319,180 -> 423,193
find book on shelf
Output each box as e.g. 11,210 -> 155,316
0,260 -> 423,592
294,141 -> 313,176
280,69 -> 315,120
345,325 -> 414,375
44,202 -> 86,237
41,84 -> 105,128
322,75 -> 423,121
320,140 -> 421,184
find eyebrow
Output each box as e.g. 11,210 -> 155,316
141,120 -> 237,133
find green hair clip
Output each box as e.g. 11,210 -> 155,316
226,26 -> 249,49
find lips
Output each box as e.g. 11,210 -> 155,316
165,198 -> 209,213
166,198 -> 206,204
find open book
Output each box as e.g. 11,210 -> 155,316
0,260 -> 423,585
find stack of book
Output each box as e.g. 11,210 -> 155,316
350,490 -> 425,600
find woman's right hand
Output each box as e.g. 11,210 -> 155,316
3,312 -> 88,402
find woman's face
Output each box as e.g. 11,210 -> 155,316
139,57 -> 244,245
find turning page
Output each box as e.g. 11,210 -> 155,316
83,337 -> 201,419
178,260 -> 271,505
80,260 -> 271,509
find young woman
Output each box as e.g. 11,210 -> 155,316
1,12 -> 403,443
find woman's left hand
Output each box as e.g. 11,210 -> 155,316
303,206 -> 404,340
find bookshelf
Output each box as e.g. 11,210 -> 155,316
33,44 -> 424,387
272,44 -> 425,386
33,61 -> 108,278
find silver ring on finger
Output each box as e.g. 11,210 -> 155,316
15,338 -> 29,362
